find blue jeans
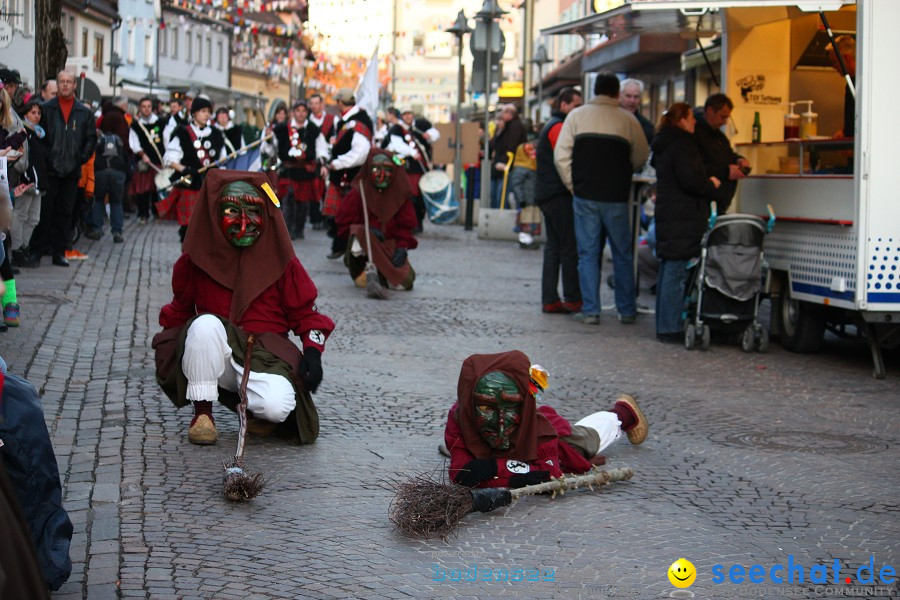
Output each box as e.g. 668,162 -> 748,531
572,197 -> 635,316
91,169 -> 126,235
656,258 -> 689,335
490,179 -> 510,209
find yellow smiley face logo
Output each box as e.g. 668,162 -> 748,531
668,558 -> 696,588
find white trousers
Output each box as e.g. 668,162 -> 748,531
181,314 -> 296,423
574,411 -> 623,454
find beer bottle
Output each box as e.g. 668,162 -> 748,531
752,111 -> 761,143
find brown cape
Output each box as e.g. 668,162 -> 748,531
182,169 -> 295,323
352,148 -> 413,227
454,350 -> 558,462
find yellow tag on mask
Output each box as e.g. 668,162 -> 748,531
260,182 -> 281,208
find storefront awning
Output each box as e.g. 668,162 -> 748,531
533,52 -> 582,99
540,1 -> 853,38
582,32 -> 694,73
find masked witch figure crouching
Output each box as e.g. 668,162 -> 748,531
445,350 -> 648,488
336,149 -> 418,291
153,169 -> 335,446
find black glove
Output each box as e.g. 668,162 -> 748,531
370,227 -> 385,242
509,471 -> 551,488
469,488 -> 512,513
391,247 -> 408,268
454,458 -> 498,487
297,347 -> 323,393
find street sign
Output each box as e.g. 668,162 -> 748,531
470,21 -> 505,95
470,61 -> 501,95
0,20 -> 14,49
470,21 -> 504,54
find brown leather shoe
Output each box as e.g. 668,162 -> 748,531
188,414 -> 218,445
247,414 -> 278,437
615,394 -> 648,445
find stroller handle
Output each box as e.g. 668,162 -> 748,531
708,201 -> 718,230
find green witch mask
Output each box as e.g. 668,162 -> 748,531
472,371 -> 524,451
218,181 -> 266,247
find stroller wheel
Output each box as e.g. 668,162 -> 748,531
756,328 -> 770,353
741,326 -> 756,353
684,323 -> 697,350
700,325 -> 711,351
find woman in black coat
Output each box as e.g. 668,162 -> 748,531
650,103 -> 721,343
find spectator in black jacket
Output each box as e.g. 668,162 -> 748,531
535,87 -> 583,314
490,104 -> 526,208
692,94 -> 750,214
30,70 -> 97,267
651,103 -> 721,343
619,78 -> 654,145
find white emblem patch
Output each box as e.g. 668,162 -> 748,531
308,330 -> 325,345
506,460 -> 530,474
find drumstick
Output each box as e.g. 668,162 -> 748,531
158,134 -> 273,192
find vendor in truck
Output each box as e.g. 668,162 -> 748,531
826,34 -> 856,139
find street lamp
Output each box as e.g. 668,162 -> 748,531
446,10 -> 472,229
145,66 -> 158,99
475,0 -> 507,213
530,43 -> 551,123
107,52 -> 125,97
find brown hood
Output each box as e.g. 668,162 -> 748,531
182,169 -> 295,322
455,350 -> 558,462
352,148 -> 412,226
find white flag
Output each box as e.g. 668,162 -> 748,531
355,42 -> 380,119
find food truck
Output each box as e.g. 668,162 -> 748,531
543,0 -> 899,377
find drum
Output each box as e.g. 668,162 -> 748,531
418,170 -> 459,225
155,167 -> 175,191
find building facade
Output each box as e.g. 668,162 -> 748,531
0,0 -> 36,87
60,0 -> 121,102
157,3 -> 230,104
115,0 -> 163,99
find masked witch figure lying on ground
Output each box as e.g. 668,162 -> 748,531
335,148 -> 418,296
388,349 -> 644,538
445,350 -> 648,489
153,169 -> 335,449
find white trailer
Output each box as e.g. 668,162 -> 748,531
543,0 -> 899,377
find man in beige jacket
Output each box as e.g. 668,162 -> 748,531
554,72 -> 649,325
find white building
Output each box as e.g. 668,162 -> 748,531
157,4 -> 231,105
0,0 -> 36,87
116,0 -> 165,100
60,0 -> 121,102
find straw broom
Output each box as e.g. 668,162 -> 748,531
222,335 -> 265,501
358,184 -> 388,299
389,467 -> 633,539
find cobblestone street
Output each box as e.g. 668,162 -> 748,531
3,217 -> 898,600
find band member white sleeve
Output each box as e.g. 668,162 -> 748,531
331,132 -> 371,170
315,133 -> 329,161
162,118 -> 178,148
128,129 -> 142,155
386,133 -> 417,158
163,135 -> 184,167
425,126 -> 440,142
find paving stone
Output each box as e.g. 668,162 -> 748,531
2,218 -> 897,599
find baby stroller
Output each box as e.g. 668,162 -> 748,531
683,204 -> 775,352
